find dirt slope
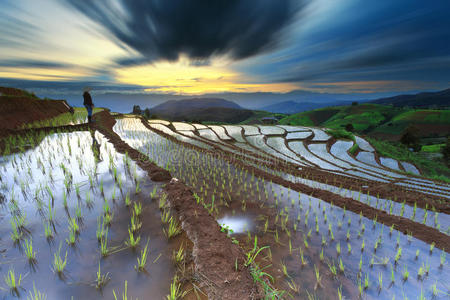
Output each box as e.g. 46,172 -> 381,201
0,87 -> 71,136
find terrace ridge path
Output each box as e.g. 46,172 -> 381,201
139,117 -> 450,251
92,111 -> 262,300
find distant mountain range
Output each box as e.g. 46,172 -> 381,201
260,88 -> 450,114
370,88 -> 450,108
260,100 -> 352,114
148,98 -> 253,123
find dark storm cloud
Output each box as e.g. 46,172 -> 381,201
0,77 -> 146,94
236,0 -> 450,89
0,59 -> 72,69
63,0 -> 304,65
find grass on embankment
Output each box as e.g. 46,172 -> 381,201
326,128 -> 359,155
366,137 -> 450,183
22,107 -> 104,129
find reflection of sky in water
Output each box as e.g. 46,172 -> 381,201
217,215 -> 253,234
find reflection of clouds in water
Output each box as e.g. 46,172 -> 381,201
218,215 -> 253,234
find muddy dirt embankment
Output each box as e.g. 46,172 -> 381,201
0,87 -> 71,136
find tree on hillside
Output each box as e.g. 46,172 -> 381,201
400,125 -> 420,151
442,137 -> 450,166
351,101 -> 358,106
345,123 -> 354,132
132,105 -> 142,115
143,108 -> 151,119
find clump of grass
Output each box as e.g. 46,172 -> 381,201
4,268 -> 22,295
166,275 -> 187,300
100,228 -> 110,257
28,283 -> 47,300
113,280 -> 137,300
164,217 -> 181,239
402,265 -> 409,281
52,244 -> 68,275
95,263 -> 110,290
314,265 -> 322,290
135,240 -> 150,272
23,238 -> 36,263
125,228 -> 141,249
44,222 -> 53,240
133,202 -> 142,217
172,244 -> 185,265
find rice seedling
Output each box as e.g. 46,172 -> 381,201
430,242 -> 435,254
52,244 -> 68,275
402,265 -> 409,281
133,202 -> 142,217
166,275 -> 187,300
44,222 -> 53,240
391,265 -> 395,284
394,247 -> 402,264
327,261 -> 337,278
337,286 -> 343,300
417,264 -> 425,279
303,236 -> 309,249
432,282 -> 438,297
4,268 -> 22,295
135,239 -> 150,272
23,238 -> 36,262
27,283 -> 47,300
415,249 -> 420,260
361,239 -> 365,252
287,279 -> 300,294
101,228 -> 110,257
95,263 -> 110,290
336,242 -> 341,256
125,228 -> 141,249
299,247 -> 307,267
165,216 -> 181,239
130,213 -> 142,232
113,280 -> 136,300
440,251 -> 446,267
338,258 -> 345,273
314,265 -> 322,289
150,186 -> 157,199
280,261 -> 289,278
364,273 -> 370,290
125,192 -> 131,207
172,244 -> 185,265
10,221 -> 22,243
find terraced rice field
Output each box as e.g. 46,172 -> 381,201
1,113 -> 448,299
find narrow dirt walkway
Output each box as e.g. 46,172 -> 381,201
92,111 -> 262,300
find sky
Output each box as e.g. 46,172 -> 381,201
0,0 -> 449,104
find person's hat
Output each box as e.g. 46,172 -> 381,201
83,87 -> 92,92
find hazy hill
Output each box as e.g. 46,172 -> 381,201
370,88 -> 450,108
260,100 -> 352,114
148,98 -> 252,123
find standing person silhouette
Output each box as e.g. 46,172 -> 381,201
83,87 -> 94,123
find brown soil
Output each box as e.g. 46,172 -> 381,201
92,111 -> 262,299
0,91 -> 71,137
139,117 -> 450,251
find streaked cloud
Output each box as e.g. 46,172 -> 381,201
0,0 -> 448,97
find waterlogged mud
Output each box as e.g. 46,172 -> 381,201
93,111 -> 262,299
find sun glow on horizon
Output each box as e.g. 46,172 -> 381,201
115,57 -> 298,94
